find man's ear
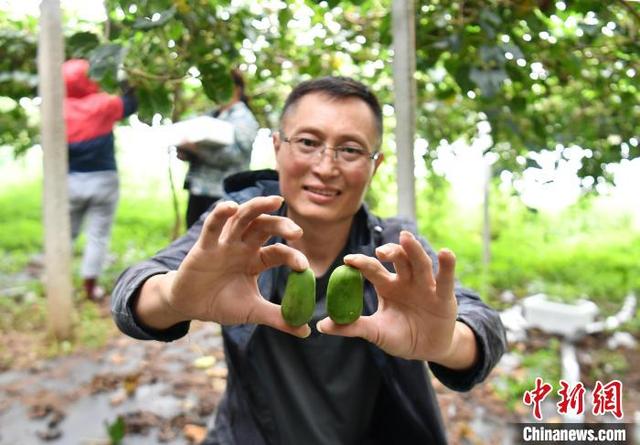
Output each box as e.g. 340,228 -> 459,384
272,131 -> 282,171
273,130 -> 282,155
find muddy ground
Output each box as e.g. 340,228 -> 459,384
0,299 -> 638,445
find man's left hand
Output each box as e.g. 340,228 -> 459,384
317,231 -> 476,369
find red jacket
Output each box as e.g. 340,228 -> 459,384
63,59 -> 136,172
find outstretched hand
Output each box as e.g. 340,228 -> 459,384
317,231 -> 463,364
166,196 -> 311,337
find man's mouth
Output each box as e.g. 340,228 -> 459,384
303,186 -> 341,197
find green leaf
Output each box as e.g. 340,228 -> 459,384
470,68 -> 507,98
66,31 -> 100,59
135,83 -> 173,123
105,416 -> 125,445
88,43 -> 125,90
444,57 -> 474,92
201,69 -> 233,104
132,6 -> 177,30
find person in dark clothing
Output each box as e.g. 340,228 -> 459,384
111,76 -> 506,444
63,58 -> 137,300
178,69 -> 259,228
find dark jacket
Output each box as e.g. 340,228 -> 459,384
111,169 -> 506,445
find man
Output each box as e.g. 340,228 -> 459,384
64,59 -> 137,300
112,77 -> 506,444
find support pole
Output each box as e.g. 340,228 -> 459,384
392,0 -> 417,220
39,0 -> 74,340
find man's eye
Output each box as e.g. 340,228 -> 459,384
340,147 -> 365,155
297,138 -> 321,148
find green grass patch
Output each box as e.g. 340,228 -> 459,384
0,177 -> 185,366
1,172 -> 638,411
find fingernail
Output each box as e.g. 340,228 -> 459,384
376,245 -> 390,255
301,326 -> 312,338
316,322 -> 324,334
298,254 -> 309,270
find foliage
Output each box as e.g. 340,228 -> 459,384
0,178 -> 180,367
415,0 -> 640,181
417,179 -> 640,310
492,338 -> 562,411
585,349 -> 629,385
1,0 -> 638,183
105,416 -> 126,445
0,11 -> 39,155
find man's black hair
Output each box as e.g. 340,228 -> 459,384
280,76 -> 383,145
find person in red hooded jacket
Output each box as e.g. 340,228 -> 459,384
63,59 -> 137,300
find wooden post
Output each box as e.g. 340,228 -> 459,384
392,0 -> 417,220
39,0 -> 74,340
482,159 -> 491,298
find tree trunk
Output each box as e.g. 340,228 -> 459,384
39,0 -> 74,340
392,0 -> 417,220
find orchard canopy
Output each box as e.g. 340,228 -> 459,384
1,0 -> 638,184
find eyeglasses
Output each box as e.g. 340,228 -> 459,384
281,133 -> 380,166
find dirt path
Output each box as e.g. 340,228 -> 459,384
0,321 -> 225,445
1,319 -> 637,444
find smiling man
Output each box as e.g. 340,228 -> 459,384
112,76 -> 506,445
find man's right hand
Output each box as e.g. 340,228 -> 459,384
136,196 -> 311,338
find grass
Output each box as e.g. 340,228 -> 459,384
412,183 -> 640,313
0,177 -> 186,368
1,169 -> 638,409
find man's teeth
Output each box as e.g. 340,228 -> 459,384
306,187 -> 337,196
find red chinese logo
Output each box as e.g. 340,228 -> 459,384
523,379 -> 624,420
523,377 -> 553,420
592,380 -> 623,419
557,380 -> 586,415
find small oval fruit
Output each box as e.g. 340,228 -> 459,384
281,268 -> 316,327
326,265 -> 363,325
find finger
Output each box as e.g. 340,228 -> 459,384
435,249 -> 456,301
224,196 -> 284,242
316,316 -> 382,347
343,254 -> 393,288
247,299 -> 311,338
256,243 -> 309,273
242,215 -> 303,247
375,242 -> 411,282
199,201 -> 239,249
399,231 -> 434,284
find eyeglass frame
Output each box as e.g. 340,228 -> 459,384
279,131 -> 381,164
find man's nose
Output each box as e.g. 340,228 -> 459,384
312,148 -> 340,175
319,147 -> 340,161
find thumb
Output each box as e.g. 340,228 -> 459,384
248,299 -> 311,338
316,316 -> 381,346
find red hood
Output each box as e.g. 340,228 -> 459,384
63,59 -> 100,98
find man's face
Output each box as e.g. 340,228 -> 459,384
274,92 -> 383,226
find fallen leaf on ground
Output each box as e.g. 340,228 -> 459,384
193,356 -> 216,369
183,423 -> 207,443
110,389 -> 127,406
206,367 -> 228,378
123,372 -> 142,396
